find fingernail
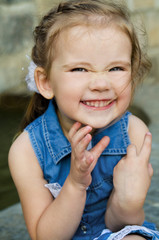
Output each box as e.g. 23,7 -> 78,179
146,132 -> 152,136
86,126 -> 92,131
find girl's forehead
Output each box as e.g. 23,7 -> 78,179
57,24 -> 130,45
47,13 -> 133,61
48,20 -> 132,64
52,24 -> 132,65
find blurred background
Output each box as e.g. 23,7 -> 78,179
0,0 -> 159,239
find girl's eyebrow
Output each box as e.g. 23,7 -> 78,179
62,60 -> 131,70
62,62 -> 92,69
108,61 -> 131,67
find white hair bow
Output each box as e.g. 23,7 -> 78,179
25,60 -> 39,93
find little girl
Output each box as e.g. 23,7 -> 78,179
9,0 -> 159,239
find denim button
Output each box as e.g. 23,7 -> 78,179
81,225 -> 87,234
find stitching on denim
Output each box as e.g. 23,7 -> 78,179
28,129 -> 44,168
53,147 -> 72,163
102,149 -> 127,154
120,114 -> 127,147
43,115 -> 72,164
43,115 -> 55,161
95,112 -> 131,155
120,112 -> 131,148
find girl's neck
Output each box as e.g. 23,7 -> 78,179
56,107 -> 96,140
56,108 -> 74,139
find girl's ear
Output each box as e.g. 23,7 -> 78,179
34,67 -> 54,99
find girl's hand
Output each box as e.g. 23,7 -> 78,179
113,132 -> 153,212
68,122 -> 110,190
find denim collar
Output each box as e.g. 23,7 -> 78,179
42,100 -> 131,165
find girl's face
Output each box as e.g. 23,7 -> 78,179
49,25 -> 132,136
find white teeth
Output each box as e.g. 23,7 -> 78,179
90,102 -> 94,106
85,101 -> 91,106
84,100 -> 112,107
99,101 -> 104,107
95,102 -> 98,107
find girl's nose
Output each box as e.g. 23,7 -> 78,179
89,72 -> 111,92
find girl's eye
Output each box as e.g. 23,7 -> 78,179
71,68 -> 87,72
109,67 -> 124,72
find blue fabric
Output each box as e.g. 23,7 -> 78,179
96,223 -> 159,240
25,99 -> 159,240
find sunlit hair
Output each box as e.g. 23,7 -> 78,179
20,0 -> 151,131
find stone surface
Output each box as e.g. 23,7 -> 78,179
35,0 -> 60,14
0,53 -> 29,93
133,82 -> 159,230
142,10 -> 159,48
133,0 -> 155,9
0,1 -> 36,93
0,0 -> 32,3
0,3 -> 35,55
0,203 -> 30,240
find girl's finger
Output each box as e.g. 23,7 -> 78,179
68,122 -> 81,140
90,136 -> 110,161
77,133 -> 92,154
140,132 -> 152,163
68,122 -> 81,141
80,151 -> 94,171
70,125 -> 92,146
148,163 -> 153,178
126,144 -> 137,157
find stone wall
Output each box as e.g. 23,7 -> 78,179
0,0 -> 159,94
126,0 -> 159,84
0,0 -> 36,94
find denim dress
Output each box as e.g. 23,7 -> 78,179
25,100 -> 159,240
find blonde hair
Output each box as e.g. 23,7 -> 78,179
21,0 -> 151,130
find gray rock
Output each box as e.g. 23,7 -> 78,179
0,3 -> 35,55
0,203 -> 30,240
0,0 -> 32,6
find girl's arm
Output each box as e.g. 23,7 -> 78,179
9,123 -> 109,240
105,115 -> 153,232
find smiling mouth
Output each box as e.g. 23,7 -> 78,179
81,99 -> 114,108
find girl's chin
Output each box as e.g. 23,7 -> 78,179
82,122 -> 111,130
81,116 -> 119,130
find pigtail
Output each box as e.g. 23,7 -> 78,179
20,93 -> 49,132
